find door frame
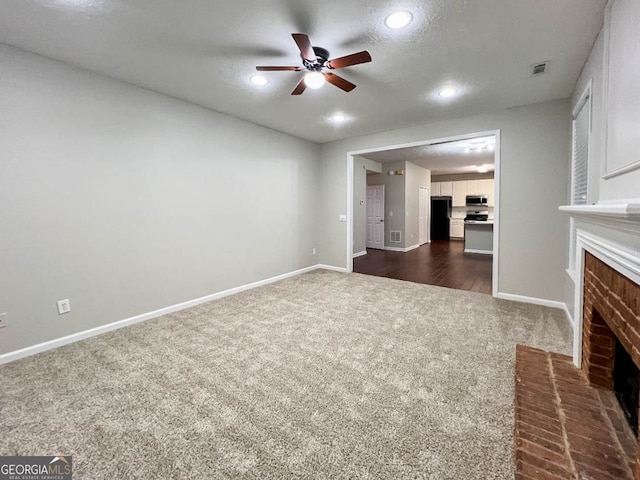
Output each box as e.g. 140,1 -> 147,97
365,184 -> 385,250
346,129 -> 501,298
418,185 -> 430,245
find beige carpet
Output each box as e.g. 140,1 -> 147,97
0,270 -> 572,479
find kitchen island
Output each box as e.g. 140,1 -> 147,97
464,221 -> 493,254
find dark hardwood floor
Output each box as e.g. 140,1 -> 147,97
353,240 -> 493,295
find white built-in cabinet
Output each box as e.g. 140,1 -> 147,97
450,219 -> 464,238
440,181 -> 453,196
431,179 -> 495,207
452,182 -> 467,207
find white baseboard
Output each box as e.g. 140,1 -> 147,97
383,244 -> 420,253
561,303 -> 575,331
352,250 -> 367,258
317,264 -> 349,273
496,292 -> 574,330
0,264 -> 326,366
464,249 -> 493,255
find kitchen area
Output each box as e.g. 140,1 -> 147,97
430,177 -> 495,255
353,133 -> 496,295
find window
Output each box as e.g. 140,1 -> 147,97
568,83 -> 591,276
571,86 -> 591,205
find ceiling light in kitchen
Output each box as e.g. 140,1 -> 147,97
438,87 -> 458,98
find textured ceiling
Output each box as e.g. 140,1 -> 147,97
0,0 -> 606,143
361,136 -> 496,175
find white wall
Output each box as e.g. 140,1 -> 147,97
320,100 -> 571,302
572,16 -> 640,202
564,1 -> 640,318
0,44 -> 321,355
405,162 -> 431,248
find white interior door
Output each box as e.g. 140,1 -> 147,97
366,185 -> 384,249
419,186 -> 430,245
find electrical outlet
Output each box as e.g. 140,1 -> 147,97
57,299 -> 71,315
312,248 -> 317,255
0,313 -> 6,329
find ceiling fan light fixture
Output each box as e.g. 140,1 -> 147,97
250,75 -> 268,86
304,71 -> 326,89
385,11 -> 413,29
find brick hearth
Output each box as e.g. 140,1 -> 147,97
515,345 -> 635,479
515,252 -> 640,479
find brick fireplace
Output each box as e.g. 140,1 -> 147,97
515,220 -> 640,479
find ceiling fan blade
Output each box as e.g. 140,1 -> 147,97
291,78 -> 307,95
292,33 -> 317,62
325,72 -> 356,92
327,51 -> 372,70
256,66 -> 303,71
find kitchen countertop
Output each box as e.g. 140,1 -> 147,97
464,220 -> 494,225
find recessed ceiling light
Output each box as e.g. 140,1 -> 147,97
439,87 -> 458,98
385,11 -> 413,29
331,113 -> 347,123
250,75 -> 268,86
304,71 -> 326,89
477,166 -> 488,173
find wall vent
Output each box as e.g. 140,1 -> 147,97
390,231 -> 402,243
530,61 -> 549,77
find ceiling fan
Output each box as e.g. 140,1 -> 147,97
256,33 -> 372,95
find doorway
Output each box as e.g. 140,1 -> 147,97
347,130 -> 501,297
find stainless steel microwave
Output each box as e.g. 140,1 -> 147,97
466,195 -> 488,206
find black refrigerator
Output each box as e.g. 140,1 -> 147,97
431,197 -> 452,240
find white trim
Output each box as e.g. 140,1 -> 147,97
492,130 -> 501,298
346,129 -> 501,298
561,303 -> 574,332
463,248 -> 493,255
352,250 -> 367,258
559,201 -> 640,217
346,155 -> 354,272
317,264 -> 349,273
572,229 -> 640,368
496,292 -> 568,312
565,268 -> 578,284
572,79 -> 592,119
0,264 -> 339,365
383,244 -> 420,253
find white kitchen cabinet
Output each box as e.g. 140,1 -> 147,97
478,179 -> 495,206
450,219 -> 465,238
430,182 -> 440,197
466,180 -> 480,195
452,181 -> 466,206
440,181 -> 453,196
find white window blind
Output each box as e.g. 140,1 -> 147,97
571,96 -> 590,205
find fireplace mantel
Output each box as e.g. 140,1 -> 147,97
559,199 -> 640,219
560,200 -> 640,239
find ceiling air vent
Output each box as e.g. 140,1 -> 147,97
530,61 -> 550,77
